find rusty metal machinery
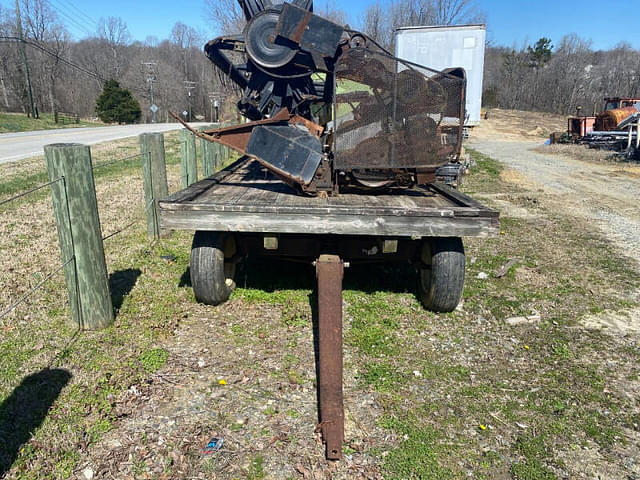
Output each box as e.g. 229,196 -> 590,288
185,0 -> 466,195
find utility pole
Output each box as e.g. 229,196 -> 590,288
208,91 -> 224,123
15,0 -> 37,118
184,80 -> 197,122
142,61 -> 158,123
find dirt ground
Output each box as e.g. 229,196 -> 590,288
2,112 -> 640,479
469,112 -> 640,334
474,108 -> 567,141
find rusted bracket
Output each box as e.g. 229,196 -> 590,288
169,110 -> 325,194
170,109 -> 323,155
315,254 -> 344,460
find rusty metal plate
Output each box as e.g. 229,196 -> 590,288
246,124 -> 323,185
333,47 -> 465,170
276,2 -> 344,57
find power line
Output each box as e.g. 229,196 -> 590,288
55,0 -> 99,30
0,36 -> 148,95
14,0 -> 37,119
48,0 -> 94,37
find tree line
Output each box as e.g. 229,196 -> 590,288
358,1 -> 640,116
1,0 -> 639,123
482,36 -> 640,115
0,0 -> 226,122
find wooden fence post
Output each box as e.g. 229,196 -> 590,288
199,125 -> 216,178
45,143 -> 114,330
181,129 -> 197,188
222,121 -> 233,167
139,133 -> 169,239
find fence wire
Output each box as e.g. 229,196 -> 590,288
0,257 -> 75,321
102,196 -> 155,242
92,152 -> 147,171
2,145 -> 159,324
0,177 -> 63,208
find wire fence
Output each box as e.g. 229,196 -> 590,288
0,177 -> 63,208
0,257 -> 74,321
95,152 -> 152,243
92,152 -> 147,171
1,149 -> 156,324
0,175 -> 69,322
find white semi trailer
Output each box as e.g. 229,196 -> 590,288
395,24 -> 487,127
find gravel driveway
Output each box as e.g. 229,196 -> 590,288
469,139 -> 640,265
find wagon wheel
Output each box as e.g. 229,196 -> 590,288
417,237 -> 465,312
190,231 -> 237,306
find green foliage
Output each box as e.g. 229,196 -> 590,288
0,112 -> 102,133
527,38 -> 553,67
510,435 -> 556,480
95,79 -> 141,124
247,455 -> 266,479
381,418 -> 452,480
137,348 -> 169,373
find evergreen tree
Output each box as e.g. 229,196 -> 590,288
527,37 -> 553,68
95,79 -> 141,124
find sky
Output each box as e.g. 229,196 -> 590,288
4,0 -> 640,51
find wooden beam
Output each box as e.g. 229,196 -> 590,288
139,133 -> 169,239
199,125 -> 216,178
181,129 -> 198,188
158,208 -> 499,237
45,143 -> 114,330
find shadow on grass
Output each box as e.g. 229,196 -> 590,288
0,368 -> 72,476
179,267 -> 191,288
234,257 -> 417,294
109,268 -> 142,315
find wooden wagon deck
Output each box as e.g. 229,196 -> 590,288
158,157 -> 499,237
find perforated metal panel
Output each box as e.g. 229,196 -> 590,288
333,47 -> 465,170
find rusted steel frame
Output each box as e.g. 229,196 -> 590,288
169,111 -> 322,194
170,109 -> 290,153
204,36 -> 248,90
315,254 -> 344,460
170,109 -> 323,154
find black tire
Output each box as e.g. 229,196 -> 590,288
190,231 -> 237,306
418,237 -> 465,313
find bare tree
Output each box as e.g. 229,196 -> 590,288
362,0 -> 484,49
18,0 -> 70,115
317,0 -> 349,25
431,0 -> 484,25
97,16 -> 131,78
204,0 -> 245,35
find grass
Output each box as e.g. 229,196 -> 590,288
0,112 -> 104,133
0,138 -> 639,477
137,348 -> 169,373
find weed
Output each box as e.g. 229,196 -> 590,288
247,455 -> 266,479
361,362 -> 405,392
380,418 -> 452,480
510,435 -> 556,480
137,348 -> 169,373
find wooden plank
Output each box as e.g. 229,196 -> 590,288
161,199 -> 465,217
181,129 -> 198,188
160,208 -> 500,237
159,157 -> 499,238
163,157 -> 247,204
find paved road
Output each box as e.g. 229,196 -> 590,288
0,123 -> 207,164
